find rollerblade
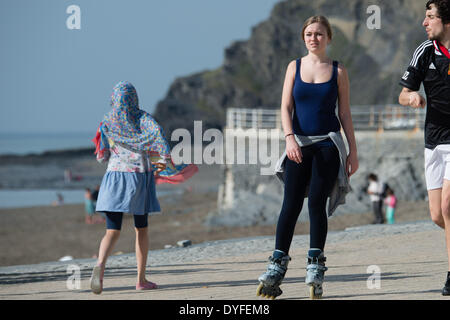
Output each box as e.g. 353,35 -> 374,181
256,251 -> 291,299
442,272 -> 450,296
305,249 -> 327,299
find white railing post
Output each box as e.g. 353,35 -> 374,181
252,109 -> 257,129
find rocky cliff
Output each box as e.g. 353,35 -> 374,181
153,0 -> 426,137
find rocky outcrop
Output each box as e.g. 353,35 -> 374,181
153,0 -> 426,137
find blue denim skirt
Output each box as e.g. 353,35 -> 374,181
95,171 -> 161,215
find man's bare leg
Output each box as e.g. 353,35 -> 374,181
440,180 -> 450,295
441,180 -> 450,271
428,188 -> 445,229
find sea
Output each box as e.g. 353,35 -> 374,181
0,132 -> 180,209
0,133 -> 191,208
0,132 -> 94,156
0,189 -> 86,209
1,133 -> 108,208
0,189 -> 175,209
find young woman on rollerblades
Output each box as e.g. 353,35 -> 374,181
257,15 -> 358,300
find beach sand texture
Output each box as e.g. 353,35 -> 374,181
0,189 -> 431,265
0,221 -> 447,300
1,160 -> 446,300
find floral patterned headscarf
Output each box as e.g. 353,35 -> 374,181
93,81 -> 197,184
103,81 -> 171,157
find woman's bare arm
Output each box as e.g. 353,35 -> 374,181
337,64 -> 358,176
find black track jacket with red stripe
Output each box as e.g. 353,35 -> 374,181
399,40 -> 450,149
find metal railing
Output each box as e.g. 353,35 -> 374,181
226,108 -> 281,130
226,106 -> 425,131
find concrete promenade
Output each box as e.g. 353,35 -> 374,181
0,220 -> 449,300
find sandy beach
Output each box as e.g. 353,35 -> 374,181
0,161 -> 441,301
0,150 -> 433,267
0,186 -> 430,267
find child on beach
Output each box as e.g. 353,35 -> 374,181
367,173 -> 385,224
89,81 -> 197,294
384,187 -> 397,225
84,188 -> 95,224
51,193 -> 64,206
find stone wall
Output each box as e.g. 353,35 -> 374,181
206,130 -> 426,227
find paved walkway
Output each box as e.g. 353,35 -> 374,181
0,221 -> 449,300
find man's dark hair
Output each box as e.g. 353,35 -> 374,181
427,0 -> 450,24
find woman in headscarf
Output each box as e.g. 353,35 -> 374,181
89,81 -> 197,294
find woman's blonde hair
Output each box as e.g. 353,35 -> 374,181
301,16 -> 333,41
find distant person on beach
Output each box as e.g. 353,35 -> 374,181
84,188 -> 95,224
398,0 -> 450,295
64,169 -> 72,183
384,187 -> 397,225
257,15 -> 358,300
89,81 -> 197,295
90,184 -> 106,221
367,173 -> 385,224
91,185 -> 100,204
51,193 -> 64,206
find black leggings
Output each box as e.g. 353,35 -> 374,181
104,212 -> 148,230
275,143 -> 340,253
372,201 -> 384,224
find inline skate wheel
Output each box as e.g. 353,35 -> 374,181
309,285 -> 323,300
256,283 -> 280,300
256,283 -> 264,296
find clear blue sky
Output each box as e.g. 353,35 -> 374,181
0,0 -> 280,134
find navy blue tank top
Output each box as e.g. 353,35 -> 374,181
292,59 -> 341,143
